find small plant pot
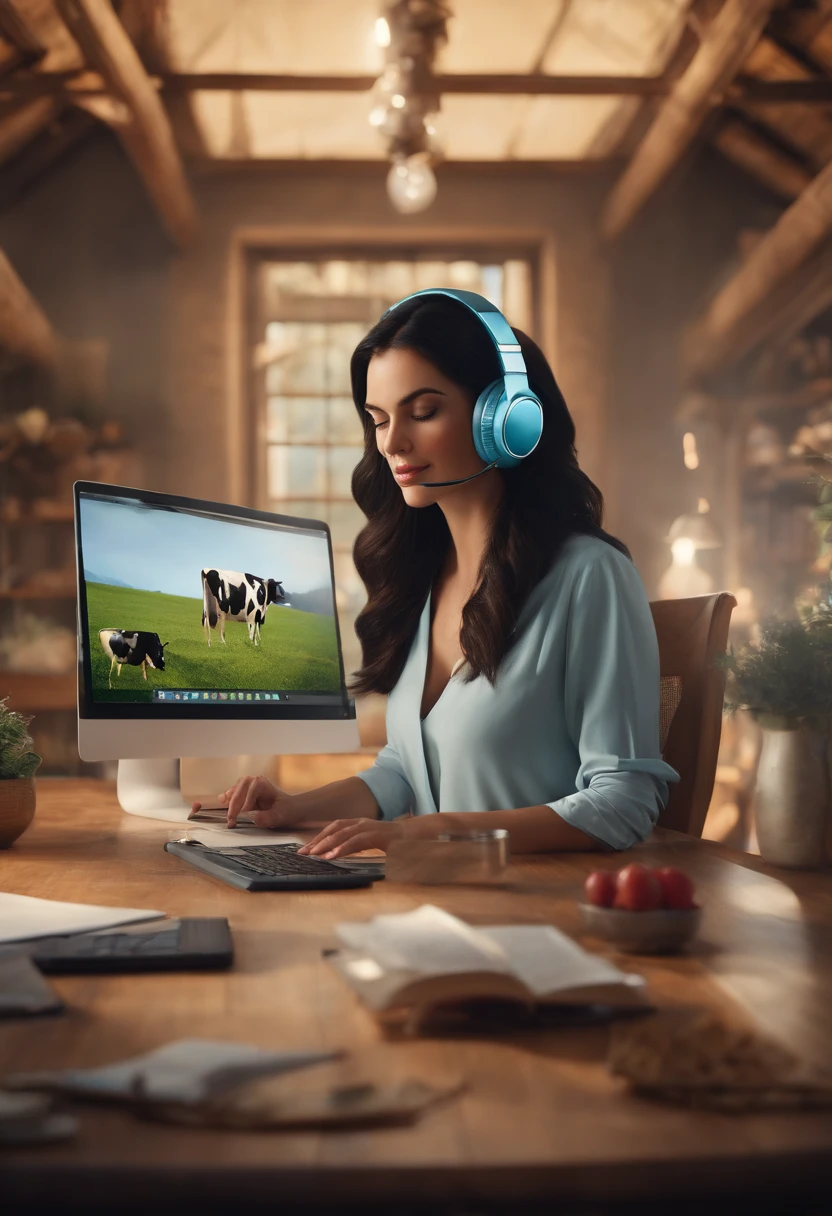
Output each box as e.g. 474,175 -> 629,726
0,777 -> 36,848
754,716 -> 830,869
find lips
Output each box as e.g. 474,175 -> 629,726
394,465 -> 429,483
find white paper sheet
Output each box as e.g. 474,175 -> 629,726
6,1039 -> 338,1104
0,892 -> 165,944
180,827 -> 303,849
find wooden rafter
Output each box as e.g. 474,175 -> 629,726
53,0 -> 196,247
0,0 -> 47,56
685,154 -> 832,379
7,70 -> 832,102
712,115 -> 813,199
601,0 -> 778,241
0,246 -> 58,367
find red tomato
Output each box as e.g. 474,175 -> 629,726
613,862 -> 662,911
654,866 -> 697,910
584,870 -> 617,907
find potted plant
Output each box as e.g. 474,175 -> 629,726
0,698 -> 41,847
720,616 -> 832,868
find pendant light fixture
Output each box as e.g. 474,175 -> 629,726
369,1 -> 451,214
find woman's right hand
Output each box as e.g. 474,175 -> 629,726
192,775 -> 297,829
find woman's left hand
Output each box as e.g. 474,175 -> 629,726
297,816 -> 410,859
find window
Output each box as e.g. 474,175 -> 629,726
251,255 -> 534,679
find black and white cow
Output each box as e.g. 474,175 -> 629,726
201,568 -> 285,647
99,630 -> 169,688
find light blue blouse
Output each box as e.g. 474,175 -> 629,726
355,533 -> 680,850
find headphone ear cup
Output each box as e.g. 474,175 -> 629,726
473,380 -> 507,465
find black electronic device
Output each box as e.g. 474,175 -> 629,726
30,918 -> 233,974
164,841 -> 382,891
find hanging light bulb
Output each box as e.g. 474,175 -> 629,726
370,2 -> 449,212
386,154 -> 437,214
375,16 -> 391,47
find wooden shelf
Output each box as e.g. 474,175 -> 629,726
0,505 -> 74,524
0,671 -> 76,711
0,587 -> 75,600
742,463 -> 817,499
744,378 -> 832,413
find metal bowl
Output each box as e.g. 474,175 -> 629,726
578,903 -> 702,954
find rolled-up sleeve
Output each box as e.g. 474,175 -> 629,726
547,551 -> 680,850
355,741 -> 415,821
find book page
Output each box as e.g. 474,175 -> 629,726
180,827 -> 303,849
481,925 -> 641,998
337,905 -> 510,976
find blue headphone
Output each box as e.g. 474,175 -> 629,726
381,288 -> 544,484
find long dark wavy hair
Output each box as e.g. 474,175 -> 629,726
347,294 -> 629,696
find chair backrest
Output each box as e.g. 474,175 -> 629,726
649,592 -> 737,837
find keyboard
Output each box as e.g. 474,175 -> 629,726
30,918 -> 233,974
164,840 -> 382,891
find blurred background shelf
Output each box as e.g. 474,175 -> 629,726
0,671 -> 76,711
0,587 -> 75,599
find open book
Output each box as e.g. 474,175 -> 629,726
330,905 -> 649,1030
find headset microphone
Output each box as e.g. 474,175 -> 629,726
380,287 -> 544,488
417,461 -> 500,488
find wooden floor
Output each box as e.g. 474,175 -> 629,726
1,778 -> 831,1212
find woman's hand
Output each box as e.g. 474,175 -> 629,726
192,775 -> 297,829
297,816 -> 410,859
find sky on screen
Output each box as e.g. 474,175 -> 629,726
79,497 -> 333,599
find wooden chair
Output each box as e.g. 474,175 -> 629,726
649,592 -> 737,837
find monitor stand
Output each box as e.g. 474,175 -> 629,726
117,758 -> 192,822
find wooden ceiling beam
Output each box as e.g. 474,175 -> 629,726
7,70 -> 832,103
685,154 -> 832,379
53,0 -> 196,247
0,247 -> 58,368
600,0 -> 778,241
0,95 -> 59,162
0,0 -> 47,56
0,70 -> 675,98
712,115 -> 813,199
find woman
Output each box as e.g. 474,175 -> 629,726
196,290 -> 679,857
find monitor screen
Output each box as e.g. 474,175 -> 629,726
75,483 -> 351,718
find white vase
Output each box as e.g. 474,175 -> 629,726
754,716 -> 830,869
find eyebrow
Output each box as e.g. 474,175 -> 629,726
364,387 -> 446,412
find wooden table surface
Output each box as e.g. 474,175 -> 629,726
1,778 -> 831,1210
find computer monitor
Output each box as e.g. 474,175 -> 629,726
74,481 -> 361,821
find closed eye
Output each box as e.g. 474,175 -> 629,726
372,409 -> 437,430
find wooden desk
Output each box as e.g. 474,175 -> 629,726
1,779 -> 831,1211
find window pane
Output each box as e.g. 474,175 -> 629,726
380,260 -> 416,299
328,397 -> 363,444
448,260 -> 484,291
265,324 -> 328,393
324,322 -> 366,394
266,396 -> 327,444
329,502 -> 365,548
328,446 -> 360,498
268,445 -> 326,497
480,265 -> 504,309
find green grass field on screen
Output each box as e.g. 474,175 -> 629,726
85,581 -> 342,703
